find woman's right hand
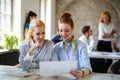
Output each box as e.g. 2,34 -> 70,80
33,42 -> 42,48
111,29 -> 116,34
29,42 -> 42,55
70,69 -> 83,79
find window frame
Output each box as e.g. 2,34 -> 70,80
0,0 -> 13,45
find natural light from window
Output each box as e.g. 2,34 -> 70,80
0,0 -> 12,46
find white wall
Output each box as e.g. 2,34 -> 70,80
40,0 -> 56,39
13,0 -> 40,40
13,0 -> 56,41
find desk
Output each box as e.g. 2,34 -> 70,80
80,73 -> 120,80
0,65 -> 120,80
88,52 -> 120,59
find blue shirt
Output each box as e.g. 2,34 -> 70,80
52,39 -> 92,72
51,34 -> 62,44
24,22 -> 30,29
19,40 -> 54,72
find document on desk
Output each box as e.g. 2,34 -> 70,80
39,61 -> 77,77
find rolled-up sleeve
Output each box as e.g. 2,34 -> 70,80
19,45 -> 33,72
51,45 -> 59,61
77,42 -> 92,72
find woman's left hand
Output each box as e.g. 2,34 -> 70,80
70,69 -> 83,79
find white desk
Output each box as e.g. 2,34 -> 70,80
0,65 -> 120,80
80,73 -> 120,80
88,52 -> 120,59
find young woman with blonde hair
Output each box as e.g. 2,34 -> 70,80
19,19 -> 54,72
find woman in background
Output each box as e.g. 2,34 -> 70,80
52,12 -> 92,79
95,11 -> 116,73
24,11 -> 37,38
19,19 -> 54,72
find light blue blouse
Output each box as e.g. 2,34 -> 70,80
52,39 -> 92,72
19,40 -> 54,72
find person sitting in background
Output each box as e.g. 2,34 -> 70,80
112,41 -> 120,52
51,29 -> 62,44
79,25 -> 95,53
110,41 -> 120,74
24,11 -> 37,38
19,19 -> 54,72
52,12 -> 92,79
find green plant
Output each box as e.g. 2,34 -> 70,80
4,34 -> 19,50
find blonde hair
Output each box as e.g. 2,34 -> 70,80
100,11 -> 111,23
25,19 -> 45,44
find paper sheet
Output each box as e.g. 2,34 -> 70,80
39,61 -> 77,77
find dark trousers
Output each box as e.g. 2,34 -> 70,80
111,60 -> 120,74
90,40 -> 112,73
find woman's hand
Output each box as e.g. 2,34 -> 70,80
111,29 -> 116,35
89,35 -> 94,40
33,42 -> 42,48
15,63 -> 21,68
70,69 -> 83,79
70,68 -> 90,79
29,42 -> 42,55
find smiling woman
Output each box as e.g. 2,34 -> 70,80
52,12 -> 92,79
19,19 -> 54,72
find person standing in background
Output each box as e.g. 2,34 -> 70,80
95,11 -> 116,73
24,11 -> 37,38
79,25 -> 95,53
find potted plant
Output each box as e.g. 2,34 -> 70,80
3,34 -> 19,50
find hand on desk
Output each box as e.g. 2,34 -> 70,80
15,63 -> 21,68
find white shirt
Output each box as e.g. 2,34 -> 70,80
98,22 -> 115,41
79,35 -> 95,53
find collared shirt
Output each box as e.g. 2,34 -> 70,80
19,40 -> 54,72
52,39 -> 92,72
98,22 -> 115,41
79,35 -> 95,53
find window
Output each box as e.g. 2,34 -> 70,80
0,0 -> 12,42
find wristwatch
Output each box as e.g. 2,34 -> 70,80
81,71 -> 85,77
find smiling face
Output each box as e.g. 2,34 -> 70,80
102,14 -> 109,24
58,23 -> 73,41
32,26 -> 45,43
